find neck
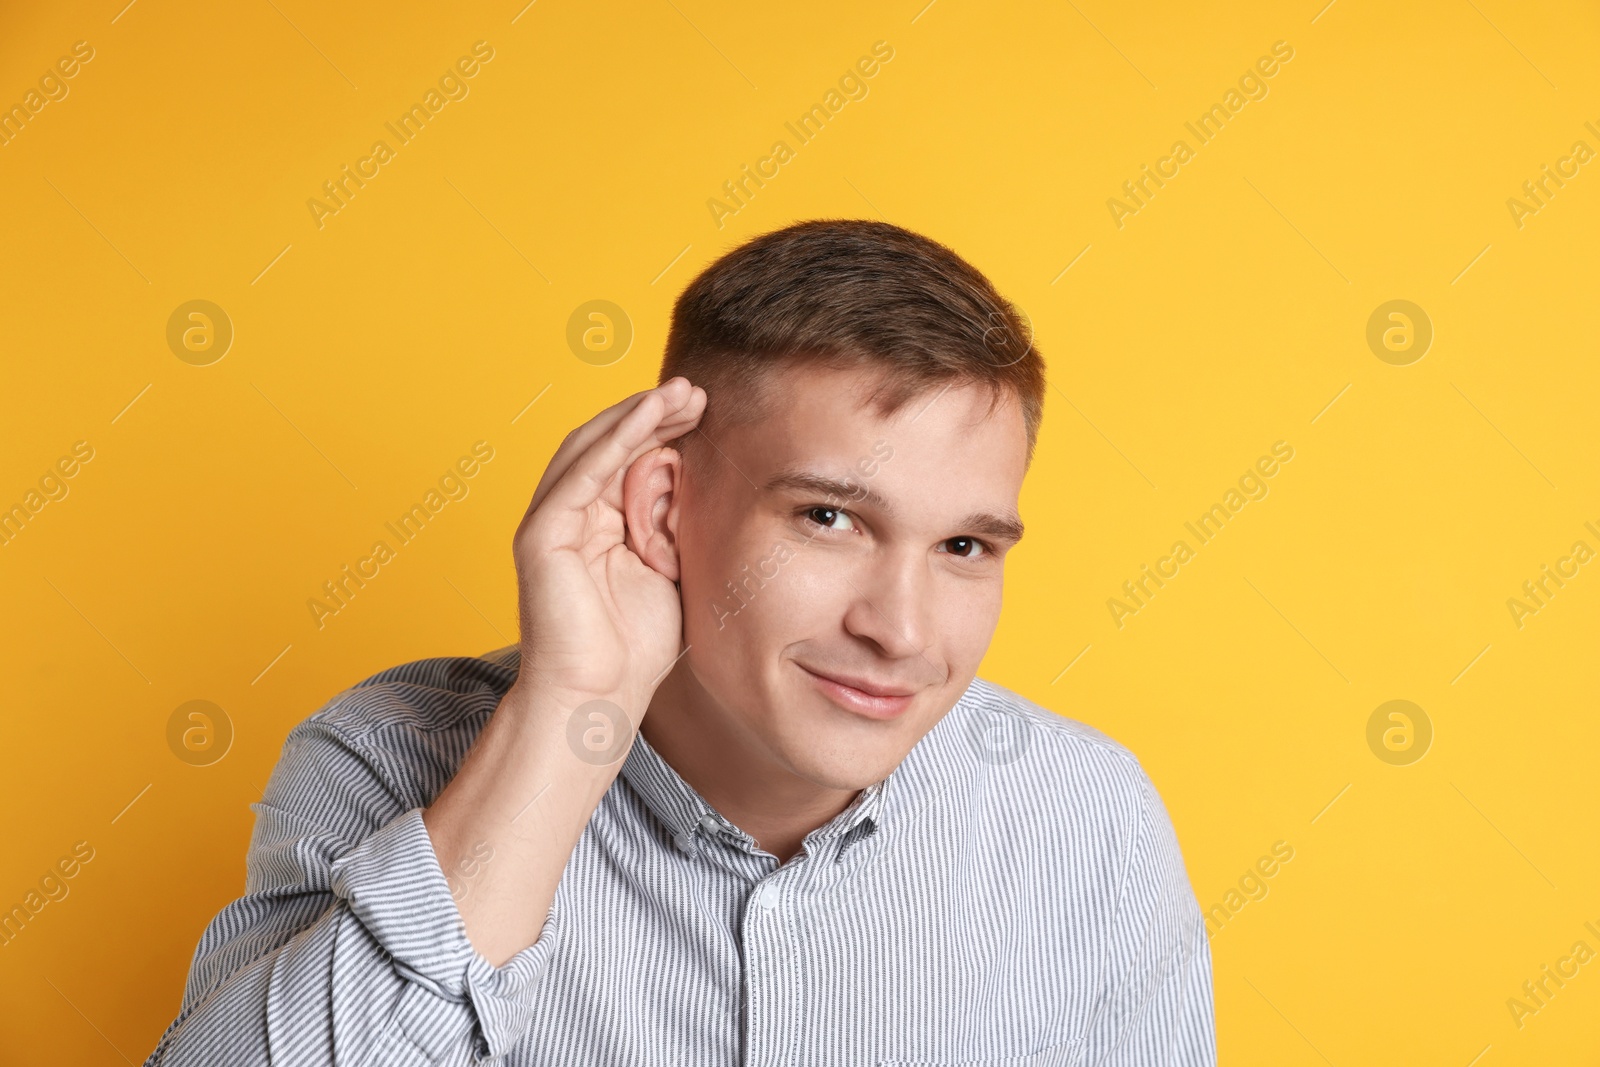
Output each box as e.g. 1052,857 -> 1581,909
639,663 -> 860,864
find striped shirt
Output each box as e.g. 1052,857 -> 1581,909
142,644 -> 1215,1066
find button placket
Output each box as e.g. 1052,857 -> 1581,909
742,871 -> 795,1067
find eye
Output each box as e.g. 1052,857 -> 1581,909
802,505 -> 857,534
938,536 -> 990,560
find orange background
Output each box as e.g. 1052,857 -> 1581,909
2,1 -> 1598,1063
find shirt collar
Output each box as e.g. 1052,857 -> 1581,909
489,642 -> 974,862
618,725 -> 899,860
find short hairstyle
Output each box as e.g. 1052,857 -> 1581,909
657,218 -> 1045,470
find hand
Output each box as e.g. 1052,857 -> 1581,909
510,376 -> 706,718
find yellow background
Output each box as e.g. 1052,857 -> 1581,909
2,0 -> 1597,1063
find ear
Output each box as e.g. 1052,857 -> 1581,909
622,446 -> 682,583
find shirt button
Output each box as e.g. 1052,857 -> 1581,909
751,883 -> 778,911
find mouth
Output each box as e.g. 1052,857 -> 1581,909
796,663 -> 916,720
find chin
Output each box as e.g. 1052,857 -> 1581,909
789,754 -> 894,793
772,714 -> 915,791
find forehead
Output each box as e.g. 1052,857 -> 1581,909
718,362 -> 1028,514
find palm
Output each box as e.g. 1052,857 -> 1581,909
511,380 -> 704,715
521,490 -> 680,708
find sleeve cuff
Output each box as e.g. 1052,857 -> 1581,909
329,807 -> 560,1058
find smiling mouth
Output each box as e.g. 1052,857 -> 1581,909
796,663 -> 917,720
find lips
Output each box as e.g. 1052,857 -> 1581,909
797,663 -> 917,719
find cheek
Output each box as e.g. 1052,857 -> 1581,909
677,517 -> 800,658
688,540 -> 825,644
935,579 -> 1004,678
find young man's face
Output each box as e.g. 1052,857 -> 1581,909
671,362 -> 1030,792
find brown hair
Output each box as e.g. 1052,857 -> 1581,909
657,218 -> 1045,469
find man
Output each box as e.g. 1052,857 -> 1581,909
143,219 -> 1215,1066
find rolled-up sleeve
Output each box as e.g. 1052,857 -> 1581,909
142,712 -> 560,1066
1080,762 -> 1217,1066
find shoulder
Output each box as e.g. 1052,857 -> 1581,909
941,677 -> 1197,902
945,676 -> 1169,829
280,644 -> 521,805
955,676 -> 1150,781
302,644 -> 518,737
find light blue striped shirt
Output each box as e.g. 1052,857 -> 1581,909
142,644 -> 1215,1066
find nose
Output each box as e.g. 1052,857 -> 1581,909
840,547 -> 937,671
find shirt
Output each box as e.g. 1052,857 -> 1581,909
141,643 -> 1216,1067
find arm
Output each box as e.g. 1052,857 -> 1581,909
1078,764 -> 1217,1067
144,377 -> 708,1065
141,709 -> 561,1067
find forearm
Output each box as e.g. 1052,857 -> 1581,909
422,682 -> 625,968
145,809 -> 555,1067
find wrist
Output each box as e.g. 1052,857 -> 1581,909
495,682 -> 642,771
507,663 -> 649,723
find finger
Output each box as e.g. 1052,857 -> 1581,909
527,392 -> 645,517
531,380 -> 702,515
535,382 -> 703,521
529,378 -> 699,515
546,381 -> 677,482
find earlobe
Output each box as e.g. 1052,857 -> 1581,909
622,447 -> 682,583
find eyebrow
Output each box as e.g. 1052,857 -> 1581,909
762,468 -> 1025,546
